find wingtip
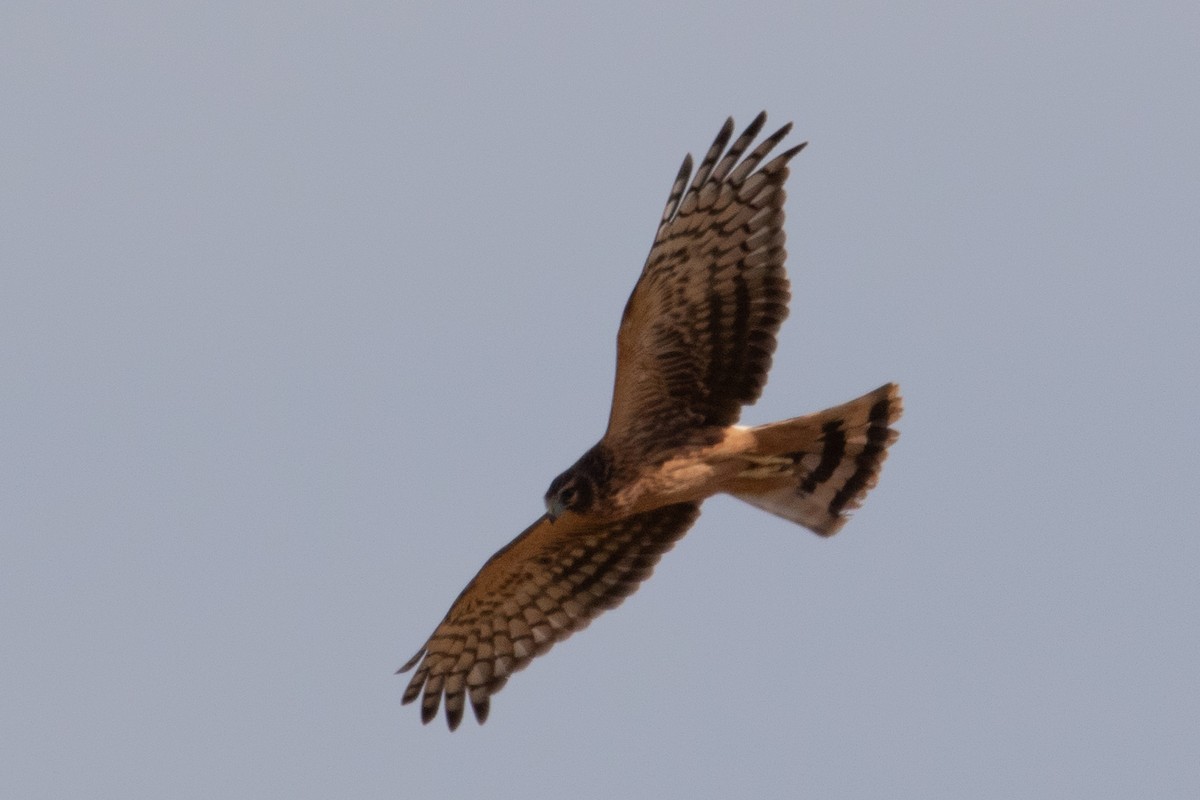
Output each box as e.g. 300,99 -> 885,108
396,648 -> 424,674
741,112 -> 769,143
471,694 -> 491,725
779,140 -> 808,164
445,706 -> 464,732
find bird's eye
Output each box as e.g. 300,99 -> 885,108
559,486 -> 577,506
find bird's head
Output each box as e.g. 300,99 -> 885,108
544,469 -> 596,522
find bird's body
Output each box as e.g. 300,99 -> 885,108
400,113 -> 902,729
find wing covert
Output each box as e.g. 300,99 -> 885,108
398,503 -> 700,730
604,112 -> 805,458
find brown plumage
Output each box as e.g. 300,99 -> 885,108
400,113 -> 902,729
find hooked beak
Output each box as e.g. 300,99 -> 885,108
546,496 -> 566,523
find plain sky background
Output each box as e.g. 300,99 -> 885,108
3,3 -> 1197,798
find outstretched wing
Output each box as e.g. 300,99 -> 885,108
604,112 -> 805,459
398,503 -> 700,730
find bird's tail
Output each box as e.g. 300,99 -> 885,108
726,383 -> 902,536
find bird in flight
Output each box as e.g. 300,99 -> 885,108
399,113 -> 902,729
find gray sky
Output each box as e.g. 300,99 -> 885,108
3,3 -> 1197,798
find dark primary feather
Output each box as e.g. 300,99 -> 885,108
604,112 -> 806,461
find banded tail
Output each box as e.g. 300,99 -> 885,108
728,383 -> 902,536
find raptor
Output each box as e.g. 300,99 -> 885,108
400,113 -> 902,729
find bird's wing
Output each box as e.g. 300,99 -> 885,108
398,503 -> 700,729
604,112 -> 805,460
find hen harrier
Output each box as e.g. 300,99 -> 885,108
400,113 -> 901,729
